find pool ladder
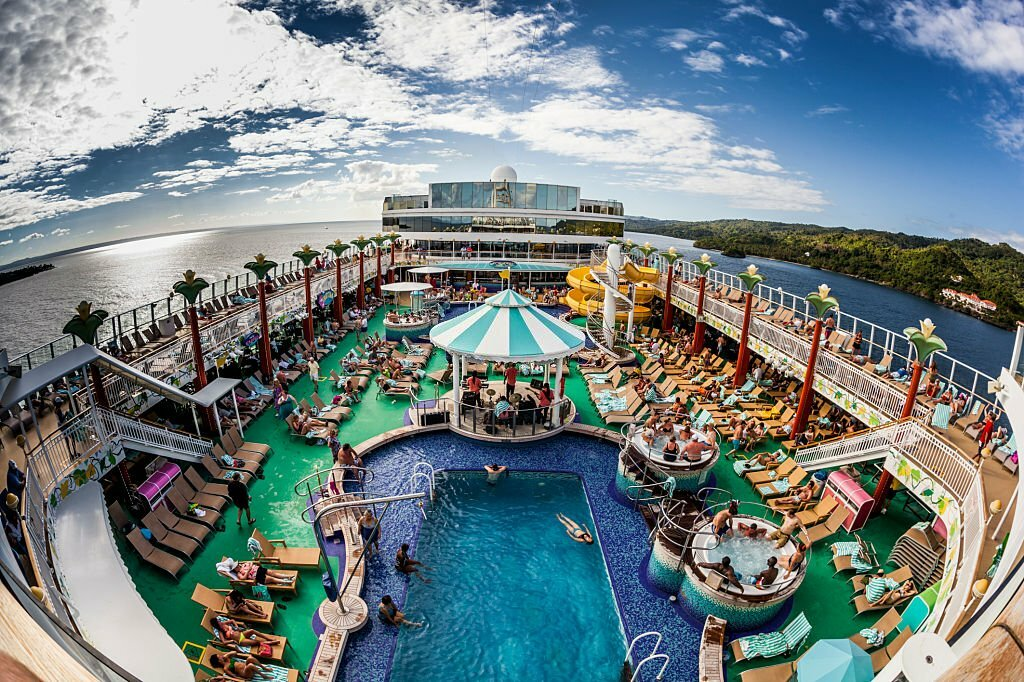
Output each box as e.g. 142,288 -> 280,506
625,631 -> 669,681
407,461 -> 439,519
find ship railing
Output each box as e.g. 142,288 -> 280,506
662,259 -> 1000,426
393,244 -> 595,264
452,396 -> 573,439
8,252 -> 375,372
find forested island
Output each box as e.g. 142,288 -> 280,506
0,263 -> 54,287
626,218 -> 1024,330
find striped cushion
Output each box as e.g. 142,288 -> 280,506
865,578 -> 899,603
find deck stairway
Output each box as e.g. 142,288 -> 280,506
585,264 -> 635,360
792,419 -> 913,471
96,407 -> 213,462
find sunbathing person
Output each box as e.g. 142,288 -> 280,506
556,513 -> 594,544
225,590 -> 266,618
742,450 -> 780,471
216,558 -> 295,586
776,483 -> 815,509
208,652 -> 271,680
210,616 -> 281,648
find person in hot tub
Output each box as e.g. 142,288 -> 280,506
698,556 -> 742,588
748,557 -> 779,588
712,501 -> 738,538
736,521 -> 767,539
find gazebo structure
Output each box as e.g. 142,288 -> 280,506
429,289 -> 586,440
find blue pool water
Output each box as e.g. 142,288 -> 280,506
389,471 -> 627,681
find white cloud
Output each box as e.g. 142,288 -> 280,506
0,240 -> 12,247
266,160 -> 437,206
168,191 -> 189,197
824,8 -> 843,26
167,214 -> 183,219
50,228 -> 71,237
695,103 -> 756,114
707,41 -> 727,51
736,53 -> 767,66
685,50 -> 726,73
889,0 -> 1024,76
660,28 -> 704,51
986,111 -> 1024,155
0,189 -> 143,231
778,48 -> 792,60
725,4 -> 809,43
19,232 -> 44,243
807,104 -> 850,117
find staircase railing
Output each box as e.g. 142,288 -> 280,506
96,407 -> 213,460
625,631 -> 669,682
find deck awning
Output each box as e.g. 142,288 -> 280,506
2,344 -> 239,409
429,289 -> 584,362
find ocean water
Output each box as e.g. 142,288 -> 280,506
389,471 -> 626,682
0,226 -> 1013,381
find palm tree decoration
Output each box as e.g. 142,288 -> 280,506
383,232 -> 401,283
734,265 -> 767,387
660,247 -> 682,334
634,241 -> 657,267
806,283 -> 840,320
899,318 -> 947,419
370,234 -> 388,298
606,236 -> 623,246
350,236 -> 372,309
793,283 -> 841,432
324,240 -> 351,324
293,245 -> 322,343
63,302 -> 110,407
244,254 -> 278,377
691,254 -> 716,353
171,270 -> 215,432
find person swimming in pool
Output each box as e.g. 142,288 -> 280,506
484,464 -> 509,485
556,513 -> 593,544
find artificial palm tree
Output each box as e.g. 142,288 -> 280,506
244,254 -> 278,378
793,284 -> 841,432
383,232 -> 401,283
691,253 -> 717,353
350,236 -> 372,309
634,241 -> 657,267
370,234 -> 388,298
734,265 -> 766,387
62,302 -> 111,407
659,247 -> 682,333
324,240 -> 351,324
171,270 -> 216,431
292,245 -> 322,344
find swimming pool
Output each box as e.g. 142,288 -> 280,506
389,471 -> 626,681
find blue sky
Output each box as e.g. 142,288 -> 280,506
0,0 -> 1022,265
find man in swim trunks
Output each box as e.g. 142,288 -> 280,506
698,556 -> 742,588
684,438 -> 709,463
737,521 -> 767,539
751,557 -> 779,588
484,464 -> 508,484
768,510 -> 807,549
712,501 -> 738,538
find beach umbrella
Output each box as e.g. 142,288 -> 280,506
797,638 -> 872,682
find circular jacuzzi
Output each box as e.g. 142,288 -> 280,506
616,423 -> 719,499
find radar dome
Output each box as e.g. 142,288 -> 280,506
489,165 -> 518,183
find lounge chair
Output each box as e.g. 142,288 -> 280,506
173,476 -> 229,514
870,627 -> 912,672
153,504 -> 213,545
250,529 -> 321,569
125,528 -> 185,579
746,459 -> 797,485
199,612 -> 287,661
754,467 -> 809,499
308,394 -> 353,421
210,445 -> 261,477
165,486 -> 223,529
184,467 -> 233,499
218,556 -> 298,594
729,612 -> 811,663
854,584 -> 918,615
851,566 -> 913,595
849,607 -> 902,650
738,660 -> 797,682
802,506 -> 850,545
201,646 -> 299,682
223,427 -> 272,461
190,584 -> 274,626
141,511 -> 201,558
795,496 -> 838,525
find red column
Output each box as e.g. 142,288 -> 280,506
693,276 -> 708,353
357,253 -> 365,309
661,268 -> 675,333
733,291 -> 755,388
187,306 -> 216,433
302,266 -> 314,343
389,245 -> 396,283
257,281 -> 273,378
375,248 -> 382,298
334,259 -> 344,324
792,318 -> 823,434
872,361 -> 923,511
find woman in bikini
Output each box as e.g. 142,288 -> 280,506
225,590 -> 266,618
208,652 -> 271,680
556,513 -> 594,544
210,616 -> 281,648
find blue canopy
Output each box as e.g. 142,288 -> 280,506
797,639 -> 873,682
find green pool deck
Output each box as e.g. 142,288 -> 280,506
112,311 -> 918,681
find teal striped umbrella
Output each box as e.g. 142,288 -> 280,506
430,290 -> 585,361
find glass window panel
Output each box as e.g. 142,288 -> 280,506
557,186 -> 568,210
524,183 -> 537,209
536,184 -> 548,211
545,184 -> 557,210
567,187 -> 578,211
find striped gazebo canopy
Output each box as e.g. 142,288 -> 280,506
430,289 -> 585,361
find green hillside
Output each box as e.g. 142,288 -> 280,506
626,218 -> 1024,329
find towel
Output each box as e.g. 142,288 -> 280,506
738,631 -> 786,659
247,537 -> 262,556
860,628 -> 884,647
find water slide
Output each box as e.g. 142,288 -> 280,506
51,482 -> 194,682
564,262 -> 657,321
